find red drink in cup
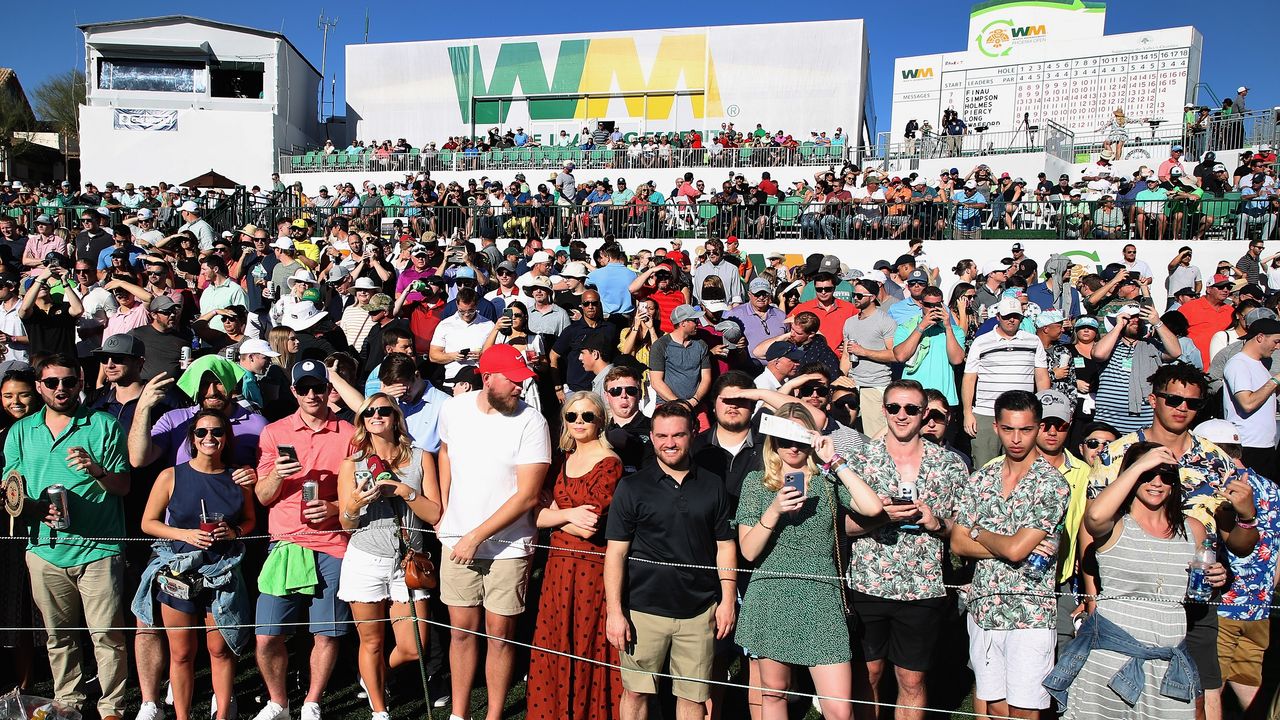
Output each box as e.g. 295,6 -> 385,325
200,512 -> 224,534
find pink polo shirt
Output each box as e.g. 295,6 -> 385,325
257,409 -> 356,558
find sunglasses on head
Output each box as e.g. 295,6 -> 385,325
798,382 -> 830,398
607,386 -> 640,398
564,411 -> 598,424
40,376 -> 80,390
884,402 -> 923,416
361,406 -> 395,419
193,426 -> 226,439
1155,391 -> 1205,411
294,383 -> 329,396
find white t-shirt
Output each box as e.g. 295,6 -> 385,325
437,391 -> 551,559
1123,259 -> 1154,279
1223,353 -> 1277,448
430,314 -> 495,382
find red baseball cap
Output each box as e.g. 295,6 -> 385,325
478,345 -> 534,383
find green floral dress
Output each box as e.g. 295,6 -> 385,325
734,469 -> 852,665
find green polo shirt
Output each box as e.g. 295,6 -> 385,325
5,405 -> 129,568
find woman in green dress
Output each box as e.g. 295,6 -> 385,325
735,402 -> 883,720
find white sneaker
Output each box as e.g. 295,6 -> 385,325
251,702 -> 290,720
370,713 -> 389,720
135,702 -> 164,720
165,683 -> 174,706
299,702 -> 321,720
210,695 -> 238,720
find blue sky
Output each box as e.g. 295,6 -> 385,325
6,0 -> 1272,136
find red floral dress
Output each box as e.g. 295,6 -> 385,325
526,455 -> 623,720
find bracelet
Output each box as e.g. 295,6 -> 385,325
827,462 -> 848,476
1270,377 -> 1280,387
822,454 -> 846,474
1237,516 -> 1258,529
758,520 -> 775,532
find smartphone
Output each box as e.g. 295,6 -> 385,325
503,307 -> 514,321
782,471 -> 806,496
887,497 -> 917,506
458,348 -> 470,358
277,445 -> 298,465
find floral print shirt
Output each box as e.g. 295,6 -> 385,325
957,456 -> 1069,630
1219,467 -> 1280,621
1088,430 -> 1235,537
846,439 -> 969,600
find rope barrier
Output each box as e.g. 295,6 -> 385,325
7,522 -> 1272,610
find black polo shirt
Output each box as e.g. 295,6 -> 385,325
691,425 -> 763,501
605,461 -> 734,618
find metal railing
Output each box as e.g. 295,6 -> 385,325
7,195 -> 1273,244
0,195 -> 237,236
279,144 -> 853,174
870,123 -> 1077,165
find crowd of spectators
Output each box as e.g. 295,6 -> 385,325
3,187 -> 1280,720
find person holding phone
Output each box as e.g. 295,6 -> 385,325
337,393 -> 441,720
734,403 -> 883,720
842,380 -> 967,720
135,411 -> 255,720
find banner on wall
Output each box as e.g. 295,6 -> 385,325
112,109 -> 179,132
346,20 -> 868,146
613,237 -> 1250,314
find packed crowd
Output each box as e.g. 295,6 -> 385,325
4,187 -> 1280,720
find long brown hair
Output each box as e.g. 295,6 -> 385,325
1117,441 -> 1186,538
350,393 -> 414,470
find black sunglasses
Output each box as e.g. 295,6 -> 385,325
607,386 -> 640,398
884,403 -> 923,416
361,406 -> 396,419
294,383 -> 329,396
1083,438 -> 1109,449
798,383 -> 830,398
814,286 -> 835,292
581,301 -> 601,307
40,376 -> 80,390
1041,419 -> 1071,431
775,438 -> 810,450
924,409 -> 948,424
101,354 -> 134,365
1155,392 -> 1205,411
193,426 -> 226,438
851,292 -> 873,300
564,411 -> 598,424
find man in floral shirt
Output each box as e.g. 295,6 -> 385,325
845,380 -> 967,717
1189,421 -> 1278,717
1087,364 -> 1258,714
951,390 -> 1069,718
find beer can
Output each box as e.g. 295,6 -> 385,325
301,480 -> 318,503
179,346 -> 192,370
47,484 -> 71,530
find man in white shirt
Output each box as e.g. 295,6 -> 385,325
962,297 -> 1051,465
124,209 -> 165,247
1222,317 -> 1280,478
754,341 -> 803,391
1119,244 -> 1154,281
429,288 -> 494,386
437,345 -> 550,720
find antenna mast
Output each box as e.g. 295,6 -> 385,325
317,10 -> 339,124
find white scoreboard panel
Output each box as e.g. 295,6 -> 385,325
893,26 -> 1202,138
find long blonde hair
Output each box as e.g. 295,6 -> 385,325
268,326 -> 294,368
761,402 -> 820,492
558,391 -> 613,453
350,393 -> 414,469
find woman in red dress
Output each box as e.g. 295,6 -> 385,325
527,391 -> 624,720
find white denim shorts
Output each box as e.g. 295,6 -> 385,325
337,543 -> 428,604
966,614 -> 1054,710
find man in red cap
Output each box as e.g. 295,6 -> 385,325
436,344 -> 551,720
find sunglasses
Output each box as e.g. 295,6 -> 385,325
1155,392 -> 1205,411
40,376 -> 80,390
798,383 -> 830,398
607,386 -> 640,398
1082,438 -> 1110,449
361,406 -> 396,419
294,383 -> 329,396
775,438 -> 810,450
75,268 -> 93,275
1041,419 -> 1071,432
924,409 -> 948,424
884,403 -> 923,417
814,286 -> 835,292
101,354 -> 134,365
193,426 -> 226,439
581,301 -> 601,307
851,292 -> 873,300
564,411 -> 598,424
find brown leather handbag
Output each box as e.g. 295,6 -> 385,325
397,515 -> 437,591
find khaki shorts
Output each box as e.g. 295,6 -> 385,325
438,549 -> 530,616
620,604 -> 717,702
1217,616 -> 1270,686
859,386 -> 887,438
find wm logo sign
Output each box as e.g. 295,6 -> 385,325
1012,25 -> 1047,38
900,68 -> 935,80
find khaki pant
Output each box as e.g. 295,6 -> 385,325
859,386 -> 887,439
620,604 -> 717,702
27,552 -> 128,717
972,414 -> 1002,467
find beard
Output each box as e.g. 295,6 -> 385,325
486,387 -> 519,414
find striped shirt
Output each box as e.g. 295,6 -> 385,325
1093,340 -> 1153,433
963,329 -> 1046,415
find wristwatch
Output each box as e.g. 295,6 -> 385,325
405,491 -> 418,502
969,525 -> 982,540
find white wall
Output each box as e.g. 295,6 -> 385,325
80,104 -> 277,187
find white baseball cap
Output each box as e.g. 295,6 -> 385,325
1194,419 -> 1240,446
529,251 -> 552,265
352,276 -> 379,291
180,200 -> 199,213
136,208 -> 153,220
238,338 -> 280,358
993,297 -> 1024,318
271,238 -> 294,251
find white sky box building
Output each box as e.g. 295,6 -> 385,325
891,0 -> 1202,141
78,16 -> 324,187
